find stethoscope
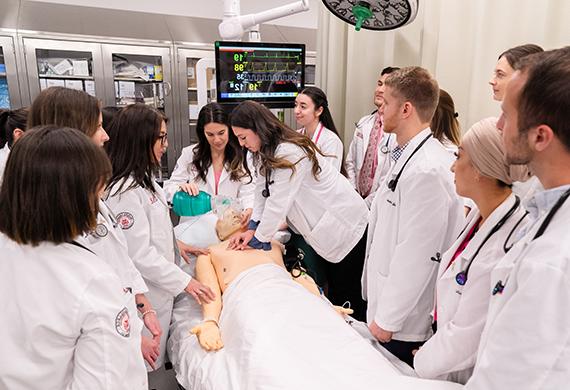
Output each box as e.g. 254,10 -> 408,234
262,169 -> 273,198
354,110 -> 392,154
492,187 -> 570,295
454,196 -> 521,286
502,210 -> 529,253
387,134 -> 432,192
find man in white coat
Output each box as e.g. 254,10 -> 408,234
465,48 -> 570,390
363,66 -> 464,366
346,66 -> 399,208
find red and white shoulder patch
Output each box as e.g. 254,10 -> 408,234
115,307 -> 130,337
116,212 -> 134,230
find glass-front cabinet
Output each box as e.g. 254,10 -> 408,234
102,44 -> 174,179
175,48 -> 216,154
22,38 -> 105,102
0,35 -> 22,109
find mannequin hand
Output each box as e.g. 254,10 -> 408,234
177,240 -> 210,263
227,230 -> 255,250
333,306 -> 354,317
143,310 -> 162,339
179,182 -> 200,196
184,278 -> 216,305
369,321 -> 393,343
190,321 -> 224,351
141,335 -> 160,369
240,208 -> 253,228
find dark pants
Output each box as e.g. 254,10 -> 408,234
380,339 -> 425,367
288,229 -> 368,322
325,229 -> 368,322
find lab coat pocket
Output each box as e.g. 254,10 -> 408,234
148,203 -> 169,240
307,210 -> 352,263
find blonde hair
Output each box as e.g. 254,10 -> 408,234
462,117 -> 529,185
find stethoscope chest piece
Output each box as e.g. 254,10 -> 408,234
455,271 -> 467,286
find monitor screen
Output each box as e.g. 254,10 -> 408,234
215,41 -> 305,107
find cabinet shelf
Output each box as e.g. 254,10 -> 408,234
114,76 -> 162,82
39,74 -> 93,80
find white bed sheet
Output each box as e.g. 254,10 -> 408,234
168,263 -> 462,390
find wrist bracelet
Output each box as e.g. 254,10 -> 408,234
141,309 -> 157,318
202,317 -> 220,328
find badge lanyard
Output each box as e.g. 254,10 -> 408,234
301,122 -> 324,145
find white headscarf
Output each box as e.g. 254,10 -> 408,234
462,117 -> 529,185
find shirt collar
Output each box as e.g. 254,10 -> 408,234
391,127 -> 431,163
391,141 -> 409,162
524,184 -> 570,221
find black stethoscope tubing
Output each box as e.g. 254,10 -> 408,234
493,187 -> 570,295
387,134 -> 432,192
262,169 -> 273,198
502,210 -> 529,253
455,196 -> 521,286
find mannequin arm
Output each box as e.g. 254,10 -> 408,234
190,254 -> 224,351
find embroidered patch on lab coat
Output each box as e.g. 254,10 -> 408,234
116,212 -> 134,230
115,307 -> 130,337
94,223 -> 109,237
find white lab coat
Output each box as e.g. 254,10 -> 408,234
414,194 -> 527,384
298,122 -> 344,172
74,199 -> 148,387
465,185 -> 570,390
106,177 -> 192,369
345,112 -> 396,207
363,128 -> 464,341
0,235 -> 142,390
0,143 -> 9,184
163,144 -> 255,210
252,142 -> 368,263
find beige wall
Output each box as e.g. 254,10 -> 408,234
317,0 -> 570,146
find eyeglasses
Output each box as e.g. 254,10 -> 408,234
158,133 -> 168,145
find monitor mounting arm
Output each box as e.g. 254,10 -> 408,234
218,0 -> 310,41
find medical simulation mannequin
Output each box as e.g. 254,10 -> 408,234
346,66 -> 399,208
363,67 -> 464,367
465,48 -> 570,390
413,118 -> 528,384
191,211 -> 352,351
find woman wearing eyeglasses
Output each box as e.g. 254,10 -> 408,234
413,118 -> 528,384
104,104 -> 215,375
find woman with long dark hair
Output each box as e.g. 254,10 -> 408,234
294,86 -> 347,176
227,100 -> 368,265
164,102 -> 254,222
104,103 -> 215,373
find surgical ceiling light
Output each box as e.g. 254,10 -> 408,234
321,0 -> 419,31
